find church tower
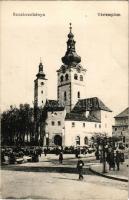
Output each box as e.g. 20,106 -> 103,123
57,23 -> 87,113
34,60 -> 47,108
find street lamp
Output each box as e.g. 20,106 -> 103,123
102,137 -> 108,173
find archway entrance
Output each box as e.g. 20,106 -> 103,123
54,135 -> 62,146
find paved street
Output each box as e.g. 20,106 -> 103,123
1,154 -> 128,200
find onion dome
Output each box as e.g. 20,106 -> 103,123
62,23 -> 81,66
36,59 -> 46,79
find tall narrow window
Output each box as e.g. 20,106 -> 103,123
74,74 -> 78,80
58,121 -> 61,126
64,91 -> 67,101
51,121 -> 55,126
65,74 -> 69,81
76,136 -> 80,145
80,75 -> 83,81
77,91 -> 80,98
60,75 -> 64,82
84,137 -> 88,145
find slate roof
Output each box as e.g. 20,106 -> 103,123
72,97 -> 112,113
115,107 -> 129,118
65,112 -> 101,122
45,100 -> 65,111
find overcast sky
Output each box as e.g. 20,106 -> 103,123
1,1 -> 128,118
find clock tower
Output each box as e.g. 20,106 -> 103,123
57,23 -> 87,113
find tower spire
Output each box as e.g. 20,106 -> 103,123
62,23 -> 81,66
69,22 -> 72,33
40,57 -> 42,63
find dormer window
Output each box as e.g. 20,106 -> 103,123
74,74 -> 78,80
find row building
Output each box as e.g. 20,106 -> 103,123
112,107 -> 129,146
34,23 -> 112,147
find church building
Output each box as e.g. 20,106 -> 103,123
34,23 -> 112,147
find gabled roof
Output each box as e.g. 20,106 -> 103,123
65,112 -> 101,122
115,107 -> 129,118
72,97 -> 112,113
45,100 -> 65,112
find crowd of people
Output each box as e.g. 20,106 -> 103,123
106,149 -> 124,171
95,145 -> 126,171
1,144 -> 127,176
1,146 -> 43,164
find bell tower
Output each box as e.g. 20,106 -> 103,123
34,60 -> 47,108
57,23 -> 87,113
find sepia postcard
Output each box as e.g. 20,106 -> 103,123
0,1 -> 128,200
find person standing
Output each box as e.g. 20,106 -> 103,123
59,152 -> 63,164
108,149 -> 115,171
44,148 -> 47,156
115,151 -> 121,171
77,158 -> 84,180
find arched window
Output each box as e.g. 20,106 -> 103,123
64,91 -> 67,101
74,74 -> 78,80
77,91 -> 80,98
76,136 -> 80,145
80,75 -> 83,81
65,74 -> 69,81
84,137 -> 88,145
60,75 -> 64,82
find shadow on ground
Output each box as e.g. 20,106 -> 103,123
1,165 -> 94,175
5,196 -> 51,199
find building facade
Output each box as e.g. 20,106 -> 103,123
112,107 -> 129,146
34,24 -> 112,147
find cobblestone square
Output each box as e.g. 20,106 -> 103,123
1,155 -> 128,200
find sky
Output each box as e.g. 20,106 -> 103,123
0,1 -> 128,118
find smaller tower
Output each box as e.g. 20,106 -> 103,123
34,60 -> 47,108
